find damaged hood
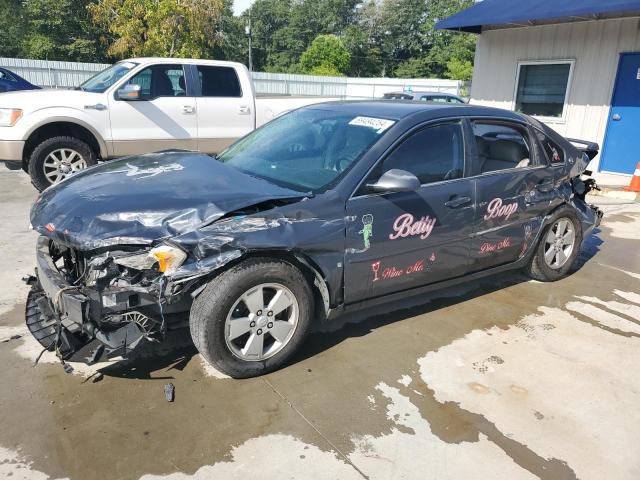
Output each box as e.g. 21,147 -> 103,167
30,151 -> 303,250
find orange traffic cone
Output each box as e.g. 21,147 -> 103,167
623,162 -> 640,192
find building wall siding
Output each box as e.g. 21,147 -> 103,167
470,17 -> 640,171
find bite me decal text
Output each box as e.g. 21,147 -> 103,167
372,259 -> 425,282
480,237 -> 511,254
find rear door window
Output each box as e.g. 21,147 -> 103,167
197,66 -> 242,97
471,122 -> 533,174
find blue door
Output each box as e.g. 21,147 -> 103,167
601,53 -> 640,174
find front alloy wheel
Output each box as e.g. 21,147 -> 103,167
43,148 -> 88,184
225,283 -> 299,361
190,258 -> 314,378
28,136 -> 97,191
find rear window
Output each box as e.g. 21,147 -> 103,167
535,131 -> 565,164
197,66 -> 242,97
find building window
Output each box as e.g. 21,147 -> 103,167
515,61 -> 572,119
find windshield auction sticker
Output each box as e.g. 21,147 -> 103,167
349,116 -> 396,133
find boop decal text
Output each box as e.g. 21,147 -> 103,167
484,198 -> 518,221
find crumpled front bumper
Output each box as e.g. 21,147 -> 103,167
26,236 -> 161,364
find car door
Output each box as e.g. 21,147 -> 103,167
468,119 -> 555,272
344,120 -> 475,303
193,65 -> 255,154
108,63 -> 197,156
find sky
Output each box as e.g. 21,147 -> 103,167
233,0 -> 255,15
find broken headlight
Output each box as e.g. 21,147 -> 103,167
113,244 -> 187,276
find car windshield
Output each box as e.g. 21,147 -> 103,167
217,108 -> 395,192
80,62 -> 138,93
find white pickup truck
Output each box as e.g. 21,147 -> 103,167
0,57 -> 335,190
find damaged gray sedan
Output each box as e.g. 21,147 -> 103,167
26,101 -> 602,378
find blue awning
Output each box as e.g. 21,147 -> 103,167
436,0 -> 640,33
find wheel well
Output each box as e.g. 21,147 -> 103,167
201,250 -> 333,322
22,122 -> 101,171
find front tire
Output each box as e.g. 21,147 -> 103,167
190,259 -> 314,378
28,136 -> 97,191
526,208 -> 583,282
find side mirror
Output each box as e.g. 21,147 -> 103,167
367,169 -> 421,194
116,84 -> 142,101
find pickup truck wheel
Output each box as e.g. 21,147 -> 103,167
29,136 -> 97,191
190,259 -> 314,378
526,208 -> 582,282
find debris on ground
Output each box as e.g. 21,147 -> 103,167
1,334 -> 22,343
164,383 -> 175,402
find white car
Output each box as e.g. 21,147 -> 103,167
0,58 -> 335,190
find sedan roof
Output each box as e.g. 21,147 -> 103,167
306,100 -> 526,122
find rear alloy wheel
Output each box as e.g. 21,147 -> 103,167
29,136 -> 97,191
526,210 -> 582,282
190,259 -> 314,378
543,218 -> 576,269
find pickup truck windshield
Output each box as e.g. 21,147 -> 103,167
80,62 -> 138,93
217,109 -> 394,192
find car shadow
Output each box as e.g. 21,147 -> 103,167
293,228 -> 604,367
95,328 -> 198,380
96,230 -> 603,380
0,160 -> 24,171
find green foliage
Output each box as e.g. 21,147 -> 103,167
3,0 -> 476,79
446,59 -> 473,81
16,0 -> 103,61
0,0 -> 26,57
299,34 -> 350,76
88,0 -> 226,58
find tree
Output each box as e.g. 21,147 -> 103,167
19,0 -> 104,61
299,34 -> 350,76
89,0 -> 227,58
0,0 -> 26,57
239,0 -> 293,72
445,58 -> 473,81
415,0 -> 475,77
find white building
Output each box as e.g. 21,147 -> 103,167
437,0 -> 640,177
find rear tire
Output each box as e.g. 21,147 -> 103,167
28,136 -> 97,191
190,258 -> 314,378
526,207 -> 582,282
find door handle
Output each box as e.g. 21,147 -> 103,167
444,196 -> 471,208
239,105 -> 251,115
612,113 -> 621,121
182,105 -> 196,114
84,103 -> 107,111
